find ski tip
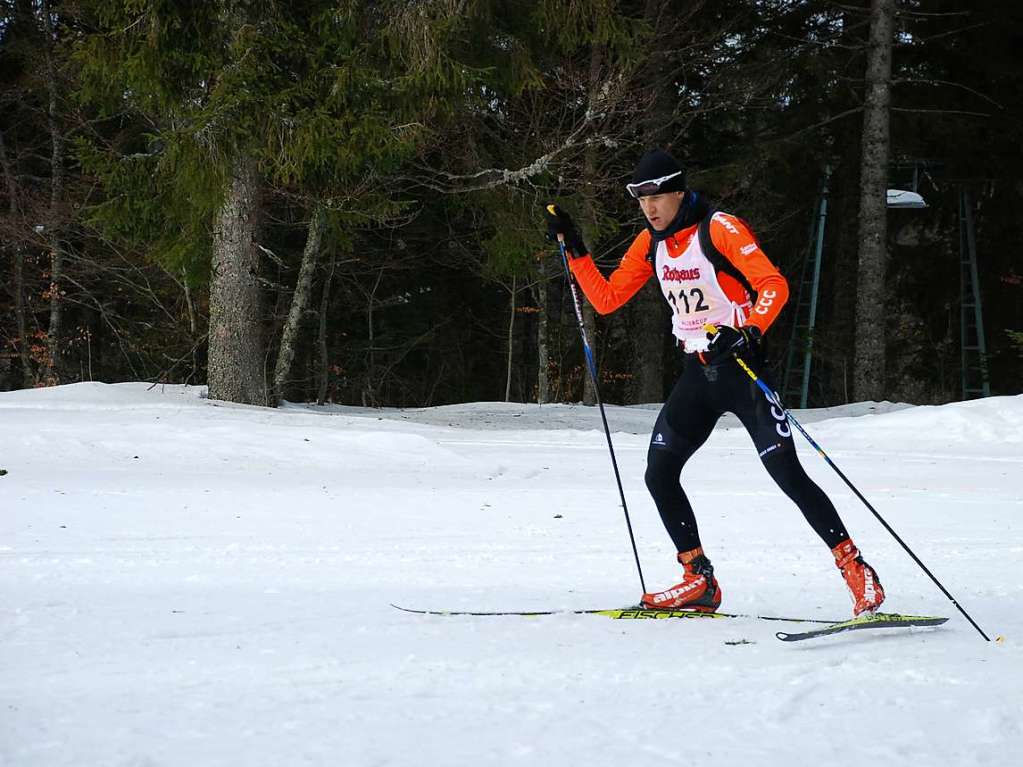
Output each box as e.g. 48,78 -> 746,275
390,603 -> 426,614
776,613 -> 949,642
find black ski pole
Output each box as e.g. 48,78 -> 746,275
721,337 -> 990,641
551,218 -> 646,594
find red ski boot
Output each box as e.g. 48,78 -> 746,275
641,547 -> 722,612
833,540 -> 885,616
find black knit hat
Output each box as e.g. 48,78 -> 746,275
627,149 -> 686,198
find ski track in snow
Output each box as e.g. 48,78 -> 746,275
1,382 -> 1021,766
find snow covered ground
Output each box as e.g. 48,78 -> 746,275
1,382 -> 1021,766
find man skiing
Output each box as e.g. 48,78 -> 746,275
544,148 -> 885,617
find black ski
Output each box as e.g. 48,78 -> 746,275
775,612 -> 948,642
391,603 -> 836,624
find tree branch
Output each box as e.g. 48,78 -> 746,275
892,78 -> 1003,109
890,107 -> 991,118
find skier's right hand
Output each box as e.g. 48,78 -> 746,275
703,323 -> 762,363
544,204 -> 589,258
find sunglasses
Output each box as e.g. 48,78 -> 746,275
626,170 -> 683,199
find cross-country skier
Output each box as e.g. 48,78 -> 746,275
544,148 -> 885,617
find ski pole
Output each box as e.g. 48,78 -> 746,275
713,330 -> 991,641
550,211 -> 646,594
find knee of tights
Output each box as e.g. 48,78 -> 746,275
762,451 -> 813,497
645,450 -> 685,493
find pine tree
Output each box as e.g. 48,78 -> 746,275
73,1 -> 478,404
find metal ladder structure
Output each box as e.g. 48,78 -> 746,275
782,166 -> 830,408
958,188 -> 991,399
782,160 -> 944,407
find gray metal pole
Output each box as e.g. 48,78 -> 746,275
799,165 -> 830,409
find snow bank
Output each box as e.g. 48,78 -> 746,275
1,385 -> 1020,766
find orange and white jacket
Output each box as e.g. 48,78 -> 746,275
568,211 -> 789,353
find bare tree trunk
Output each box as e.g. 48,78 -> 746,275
12,247 -> 32,387
181,271 -> 200,384
505,276 -> 516,402
272,205 -> 326,404
208,153 -> 266,405
631,281 -> 665,403
580,42 -> 605,407
629,270 -> 666,405
40,0 -> 64,383
628,0 -> 674,404
316,246 -> 337,406
581,301 -> 598,404
0,128 -> 33,387
181,271 -> 198,338
363,268 -> 383,407
531,261 -> 550,404
854,0 -> 896,402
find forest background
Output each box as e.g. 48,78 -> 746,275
1,0 -> 1020,409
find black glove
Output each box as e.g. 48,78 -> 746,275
704,324 -> 762,363
543,204 -> 588,258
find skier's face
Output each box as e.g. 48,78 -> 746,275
638,191 -> 684,231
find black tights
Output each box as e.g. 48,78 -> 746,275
645,356 -> 849,553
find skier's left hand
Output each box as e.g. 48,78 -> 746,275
543,204 -> 589,258
704,324 -> 762,363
